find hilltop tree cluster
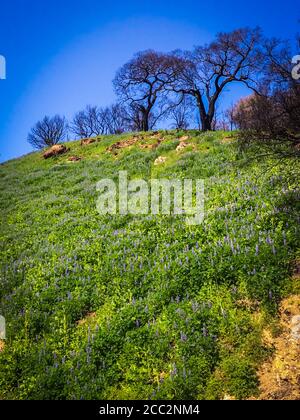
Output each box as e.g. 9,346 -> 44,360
27,28 -> 299,150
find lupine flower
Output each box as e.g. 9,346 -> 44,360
266,236 -> 272,245
255,244 -> 259,256
170,364 -> 178,376
180,332 -> 187,342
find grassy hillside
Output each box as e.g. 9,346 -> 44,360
0,130 -> 299,400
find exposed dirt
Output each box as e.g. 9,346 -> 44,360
139,138 -> 163,150
76,312 -> 97,326
0,340 -> 4,353
256,294 -> 300,400
67,156 -> 82,162
43,145 -> 68,159
81,138 -> 97,146
107,138 -> 138,154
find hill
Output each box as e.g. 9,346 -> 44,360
0,130 -> 299,400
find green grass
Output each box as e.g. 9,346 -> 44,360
0,130 -> 299,400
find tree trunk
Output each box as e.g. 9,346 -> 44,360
202,115 -> 212,131
141,111 -> 149,132
196,107 -> 212,131
195,91 -> 212,131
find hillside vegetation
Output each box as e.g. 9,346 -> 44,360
0,130 -> 299,400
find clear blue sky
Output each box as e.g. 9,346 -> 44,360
0,0 -> 298,162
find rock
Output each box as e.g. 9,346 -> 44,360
154,156 -> 167,166
81,138 -> 96,146
176,141 -> 188,152
43,144 -> 67,159
291,315 -> 300,340
291,315 -> 300,325
180,135 -> 189,142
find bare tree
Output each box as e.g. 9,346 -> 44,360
27,115 -> 68,149
233,34 -> 300,150
113,50 -> 183,131
103,104 -> 127,134
215,112 -> 229,131
169,96 -> 193,130
171,28 -> 263,131
224,104 -> 236,131
71,105 -> 107,138
124,103 -> 145,132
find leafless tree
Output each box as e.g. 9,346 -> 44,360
71,105 -> 107,138
233,34 -> 300,151
113,50 -> 183,131
103,104 -> 127,134
27,115 -> 68,149
224,104 -> 236,131
171,28 -> 263,131
169,96 -> 193,130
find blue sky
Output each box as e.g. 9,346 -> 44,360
0,0 -> 298,162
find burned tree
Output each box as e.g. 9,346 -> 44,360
169,97 -> 193,130
103,104 -> 127,134
71,105 -> 107,138
27,115 -> 68,149
171,28 -> 263,131
113,50 -> 182,132
233,34 -> 300,152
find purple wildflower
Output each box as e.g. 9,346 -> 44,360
170,364 -> 178,376
180,332 -> 187,342
255,244 -> 259,256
